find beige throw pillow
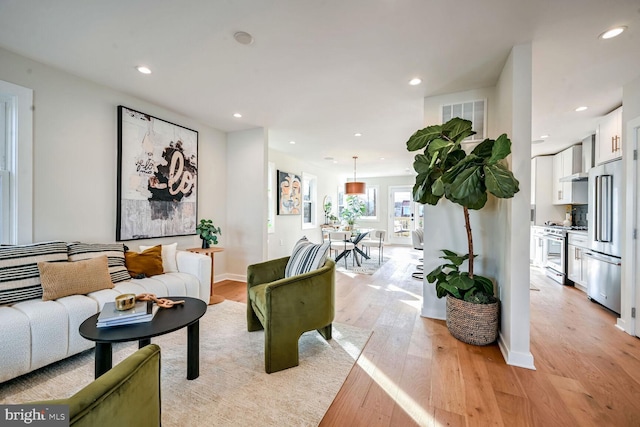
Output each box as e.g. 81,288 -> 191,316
139,242 -> 178,273
38,255 -> 114,301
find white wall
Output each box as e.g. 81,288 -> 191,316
494,43 -> 534,369
0,47 -> 229,274
226,128 -> 268,280
620,73 -> 640,334
268,148 -> 342,259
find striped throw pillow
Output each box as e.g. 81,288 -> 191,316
284,237 -> 330,278
67,242 -> 131,284
0,241 -> 69,305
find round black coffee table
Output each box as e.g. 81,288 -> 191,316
79,296 -> 207,380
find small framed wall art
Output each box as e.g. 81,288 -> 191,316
116,106 -> 198,240
277,170 -> 301,215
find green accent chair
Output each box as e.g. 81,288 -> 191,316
247,257 -> 335,373
32,344 -> 161,426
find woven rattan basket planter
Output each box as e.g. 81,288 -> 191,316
446,295 -> 499,346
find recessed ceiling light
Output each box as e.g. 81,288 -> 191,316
333,160 -> 338,164
380,157 -> 385,160
234,31 -> 254,45
540,134 -> 549,139
289,141 -> 296,145
575,106 -> 588,112
136,66 -> 152,74
532,139 -> 545,144
233,113 -> 242,118
409,78 -> 422,86
599,26 -> 626,40
354,133 -> 362,137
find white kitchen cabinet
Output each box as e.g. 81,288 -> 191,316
595,106 -> 623,165
530,226 -> 545,267
567,232 -> 589,292
552,145 -> 587,205
531,156 -> 565,225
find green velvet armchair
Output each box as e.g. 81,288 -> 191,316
32,344 -> 161,426
247,256 -> 335,373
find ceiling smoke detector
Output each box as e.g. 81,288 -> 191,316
234,31 -> 254,45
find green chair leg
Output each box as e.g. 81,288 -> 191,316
317,324 -> 332,340
265,332 -> 301,374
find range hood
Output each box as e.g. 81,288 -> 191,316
560,172 -> 588,182
559,135 -> 595,182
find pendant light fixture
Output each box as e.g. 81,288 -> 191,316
345,156 -> 366,195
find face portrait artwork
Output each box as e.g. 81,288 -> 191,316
277,171 -> 301,215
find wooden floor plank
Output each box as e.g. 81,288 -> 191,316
220,246 -> 640,426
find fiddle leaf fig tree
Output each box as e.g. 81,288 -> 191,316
406,117 -> 520,302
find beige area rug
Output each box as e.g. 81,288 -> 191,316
336,254 -> 387,275
0,300 -> 371,426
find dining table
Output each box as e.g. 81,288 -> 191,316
334,229 -> 371,267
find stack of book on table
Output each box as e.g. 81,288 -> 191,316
97,301 -> 159,328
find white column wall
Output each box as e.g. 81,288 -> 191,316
226,128 -> 268,281
494,43 -> 535,369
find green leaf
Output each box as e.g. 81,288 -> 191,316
488,134 -> 512,164
406,125 -> 443,152
484,163 -> 520,198
431,178 -> 445,197
470,138 -> 494,159
441,117 -> 476,143
448,166 -> 483,204
427,138 -> 453,155
413,154 -> 431,174
473,275 -> 494,295
448,273 -> 475,291
426,266 -> 443,283
439,282 -> 461,299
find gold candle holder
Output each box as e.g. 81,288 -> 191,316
115,293 -> 136,311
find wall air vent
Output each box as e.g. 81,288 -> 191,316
441,99 -> 486,143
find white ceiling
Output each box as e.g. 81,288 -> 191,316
0,0 -> 638,179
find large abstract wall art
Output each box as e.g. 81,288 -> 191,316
277,170 -> 301,215
117,106 -> 198,240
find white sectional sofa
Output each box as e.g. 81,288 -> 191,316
0,241 -> 211,383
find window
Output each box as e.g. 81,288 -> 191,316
0,80 -> 34,245
0,93 -> 13,244
337,185 -> 378,221
441,99 -> 486,143
302,172 -> 317,229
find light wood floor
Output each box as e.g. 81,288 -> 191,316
215,245 -> 640,426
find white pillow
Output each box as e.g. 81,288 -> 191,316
139,242 -> 178,273
285,237 -> 330,278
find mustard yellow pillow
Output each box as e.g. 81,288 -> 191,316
38,255 -> 114,301
125,245 -> 164,277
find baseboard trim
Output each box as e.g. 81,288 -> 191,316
498,332 -> 536,370
215,273 -> 246,283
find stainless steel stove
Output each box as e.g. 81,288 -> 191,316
541,225 -> 588,285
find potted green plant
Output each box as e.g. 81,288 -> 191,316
196,219 -> 222,249
406,117 -> 520,345
323,197 -> 333,225
339,195 -> 365,230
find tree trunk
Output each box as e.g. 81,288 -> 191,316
463,206 -> 473,278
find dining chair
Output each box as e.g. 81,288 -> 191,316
328,231 -> 356,268
360,229 -> 386,265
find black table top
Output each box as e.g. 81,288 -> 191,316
79,296 -> 207,343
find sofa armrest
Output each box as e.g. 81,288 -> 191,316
33,344 -> 161,427
247,256 -> 289,289
176,250 -> 211,302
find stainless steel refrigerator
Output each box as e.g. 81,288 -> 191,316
586,159 -> 622,314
